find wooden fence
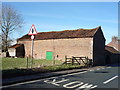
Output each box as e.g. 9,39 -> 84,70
63,56 -> 93,67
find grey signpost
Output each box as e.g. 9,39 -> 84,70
28,24 -> 38,68
31,35 -> 34,68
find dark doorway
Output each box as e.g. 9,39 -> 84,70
16,44 -> 25,58
105,54 -> 111,65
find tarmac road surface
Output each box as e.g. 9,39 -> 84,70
2,65 -> 119,89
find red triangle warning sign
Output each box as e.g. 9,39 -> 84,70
28,24 -> 38,35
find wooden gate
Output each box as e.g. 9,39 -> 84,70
63,56 -> 93,67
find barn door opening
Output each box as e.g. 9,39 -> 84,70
105,55 -> 111,65
46,51 -> 53,60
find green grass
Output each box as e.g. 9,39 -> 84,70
44,64 -> 84,71
1,58 -> 85,78
2,64 -> 85,78
1,57 -> 63,70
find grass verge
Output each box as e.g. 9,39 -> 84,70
2,57 -> 63,70
2,64 -> 85,78
2,58 -> 86,78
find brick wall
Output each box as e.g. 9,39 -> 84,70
18,38 -> 93,61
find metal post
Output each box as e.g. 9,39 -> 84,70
26,56 -> 28,69
28,24 -> 37,68
31,35 -> 34,68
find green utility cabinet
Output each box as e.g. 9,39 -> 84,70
46,51 -> 53,60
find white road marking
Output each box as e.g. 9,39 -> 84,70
52,79 -> 69,86
96,68 -> 100,70
75,83 -> 97,90
44,78 -> 69,86
2,66 -> 113,89
90,85 -> 98,88
103,75 -> 118,84
2,77 -> 57,88
101,68 -> 105,69
89,70 -> 94,71
2,71 -> 88,88
44,78 -> 98,89
61,71 -> 88,77
63,81 -> 84,88
107,67 -> 111,68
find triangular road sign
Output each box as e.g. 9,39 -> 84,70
28,24 -> 38,35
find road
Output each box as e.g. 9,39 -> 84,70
2,66 -> 119,89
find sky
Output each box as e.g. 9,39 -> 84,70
2,2 -> 118,44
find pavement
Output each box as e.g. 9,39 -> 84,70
2,66 -> 106,86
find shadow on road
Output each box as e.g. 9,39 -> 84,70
94,71 -> 109,73
105,63 -> 120,67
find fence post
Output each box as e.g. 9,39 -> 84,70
86,56 -> 88,67
72,56 -> 74,65
26,56 -> 28,69
65,56 -> 67,64
53,56 -> 55,65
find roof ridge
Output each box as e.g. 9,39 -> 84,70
37,26 -> 100,34
92,26 -> 101,36
18,26 -> 101,41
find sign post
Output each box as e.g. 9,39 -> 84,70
28,24 -> 38,68
31,35 -> 34,68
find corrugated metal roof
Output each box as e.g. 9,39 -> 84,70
18,26 -> 101,41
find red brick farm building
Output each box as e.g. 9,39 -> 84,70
105,36 -> 120,64
14,26 -> 106,66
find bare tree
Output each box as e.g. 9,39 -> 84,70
0,4 -> 24,54
0,33 -> 12,52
